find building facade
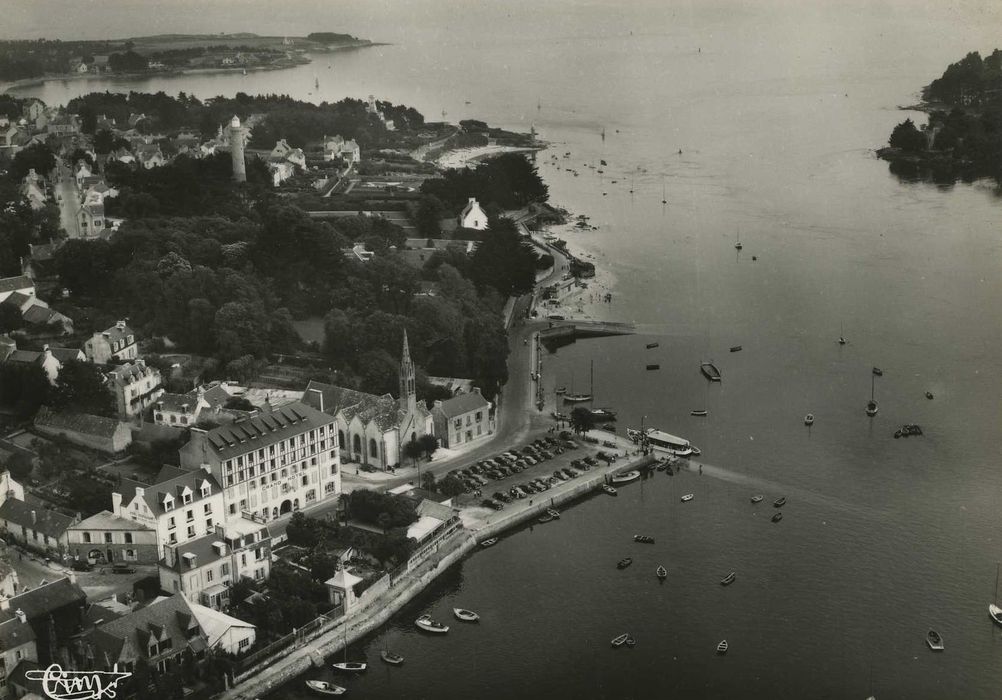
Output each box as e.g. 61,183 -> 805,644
66,511 -> 159,565
83,320 -> 138,364
108,359 -> 164,418
431,387 -> 494,448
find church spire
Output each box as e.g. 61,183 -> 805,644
400,330 -> 416,413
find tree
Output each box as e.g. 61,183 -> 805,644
437,474 -> 466,498
403,439 -> 423,468
888,119 -> 926,152
52,361 -> 115,417
11,143 -> 56,181
569,406 -> 595,436
468,217 -> 537,296
418,433 -> 438,461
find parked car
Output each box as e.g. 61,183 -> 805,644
71,560 -> 93,572
112,564 -> 136,574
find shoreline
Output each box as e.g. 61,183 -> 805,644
437,144 -> 544,169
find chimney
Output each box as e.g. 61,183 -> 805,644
30,510 -> 36,525
134,486 -> 145,500
14,609 -> 25,624
42,344 -> 50,356
468,197 -> 476,205
212,541 -> 227,557
116,320 -> 126,330
111,492 -> 122,514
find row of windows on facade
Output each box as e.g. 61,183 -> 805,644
81,531 -> 136,544
453,411 -> 485,431
224,456 -> 336,489
223,447 -> 333,486
222,427 -> 334,473
72,547 -> 139,560
233,487 -> 321,518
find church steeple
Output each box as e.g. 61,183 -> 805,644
400,330 -> 416,413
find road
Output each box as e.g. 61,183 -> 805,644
54,162 -> 80,238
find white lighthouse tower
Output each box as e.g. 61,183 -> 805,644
226,115 -> 248,182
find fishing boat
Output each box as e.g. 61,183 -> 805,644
720,572 -> 736,586
563,393 -> 593,403
610,470 -> 640,484
415,615 -> 449,633
480,538 -> 498,548
990,563 -> 1002,626
872,367 -> 883,376
773,496 -> 787,507
730,345 -> 742,352
925,391 -> 935,400
646,342 -> 660,349
617,558 -> 633,570
681,494 -> 694,502
866,372 -> 879,417
717,640 -> 729,654
332,662 -> 367,673
633,535 -> 655,544
546,507 -> 560,519
804,413 -> 815,426
771,512 -> 783,523
381,650 -> 404,665
926,629 -> 944,651
656,565 -> 668,580
751,495 -> 764,503
700,362 -> 721,382
646,364 -> 660,370
537,513 -> 554,524
691,409 -> 708,417
306,680 -> 346,696
453,608 -> 480,622
602,484 -> 618,496
611,633 -> 630,647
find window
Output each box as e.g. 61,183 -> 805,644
302,475 -> 309,486
167,517 -> 176,529
124,533 -> 133,544
205,518 -> 213,530
204,503 -> 212,514
239,638 -> 250,650
241,553 -> 247,566
228,504 -> 236,516
186,509 -> 194,522
221,563 -> 230,576
454,419 -> 461,431
206,569 -> 214,582
182,491 -> 192,505
126,549 -> 135,559
169,532 -> 177,544
164,497 -> 174,512
83,532 -> 91,543
186,525 -> 195,538
476,411 -> 483,422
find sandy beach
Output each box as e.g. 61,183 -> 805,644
437,144 -> 541,169
535,223 -> 619,324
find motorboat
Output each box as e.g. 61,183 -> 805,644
700,362 -> 722,382
691,410 -> 708,417
772,512 -> 783,523
656,565 -> 668,580
480,538 -> 498,548
611,633 -> 630,647
380,650 -> 404,665
563,393 -> 593,402
617,558 -> 633,569
306,680 -> 347,696
926,391 -> 934,400
415,615 -> 449,633
717,640 -> 728,654
730,345 -> 742,352
681,494 -> 694,502
633,535 -> 655,544
720,572 -> 736,586
773,497 -> 786,508
610,470 -> 640,484
926,629 -> 944,651
646,342 -> 660,349
589,408 -> 617,420
751,495 -> 764,503
804,413 -> 814,426
872,367 -> 883,376
332,662 -> 367,673
602,484 -> 618,496
453,608 -> 480,622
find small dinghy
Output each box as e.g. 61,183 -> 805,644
617,558 -> 633,569
415,615 -> 449,633
681,494 -> 694,502
700,362 -> 722,382
625,636 -> 637,647
872,367 -> 883,376
720,572 -> 736,586
773,496 -> 787,508
771,512 -> 783,523
611,633 -> 630,647
691,409 -> 708,417
633,535 -> 655,544
332,662 -> 367,673
804,413 -> 814,426
537,513 -> 554,524
480,538 -> 498,548
750,495 -> 764,503
925,391 -> 934,400
717,640 -> 728,654
610,470 -> 640,484
555,387 -> 567,395
381,650 -> 404,665
602,484 -> 618,496
656,565 -> 668,580
546,507 -> 560,519
453,608 -> 480,622
926,629 -> 944,651
646,342 -> 660,349
306,680 -> 347,696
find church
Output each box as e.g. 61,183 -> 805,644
302,332 -> 434,470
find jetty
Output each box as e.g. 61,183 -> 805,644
539,320 -> 635,347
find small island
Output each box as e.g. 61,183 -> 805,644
0,32 -> 377,87
877,49 -> 1002,185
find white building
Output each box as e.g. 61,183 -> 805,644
107,359 -> 164,418
459,197 -> 489,230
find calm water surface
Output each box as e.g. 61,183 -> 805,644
9,2 -> 1002,696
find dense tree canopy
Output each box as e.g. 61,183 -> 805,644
420,153 -> 548,211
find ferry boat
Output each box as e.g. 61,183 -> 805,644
332,661 -> 367,673
453,608 -> 480,622
701,362 -> 722,381
381,650 -> 404,665
628,427 -> 695,457
610,470 -> 640,484
306,680 -> 346,695
415,615 -> 449,633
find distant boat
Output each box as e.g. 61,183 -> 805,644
537,513 -> 555,524
872,367 -> 883,376
617,558 -> 633,569
453,608 -> 480,622
315,77 -> 319,89
804,413 -> 815,426
306,680 -> 346,695
602,484 -> 618,496
381,650 -> 404,665
656,565 -> 668,580
633,535 -> 655,544
839,320 -> 847,345
415,615 -> 449,633
546,507 -> 560,519
611,633 -> 630,647
926,629 -> 944,651
691,409 -> 708,417
925,391 -> 935,400
720,572 -> 736,586
600,159 -> 608,166
866,373 -> 879,416
734,229 -> 743,250
563,393 -> 593,403
717,640 -> 729,654
480,538 -> 498,547
681,494 -> 694,502
990,563 -> 1002,626
700,362 -> 721,382
625,636 -> 636,647
772,512 -> 783,523
773,496 -> 787,507
332,662 -> 366,673
730,345 -> 742,352
750,495 -> 764,503
646,342 -> 660,349
646,364 -> 660,370
610,470 -> 640,484
555,387 -> 567,394
661,179 -> 667,205
589,408 -> 617,420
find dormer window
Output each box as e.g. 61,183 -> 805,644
199,481 -> 211,498
182,489 -> 193,505
163,496 -> 174,512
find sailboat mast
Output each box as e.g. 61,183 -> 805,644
590,360 -> 594,399
871,373 -> 875,401
995,562 -> 999,604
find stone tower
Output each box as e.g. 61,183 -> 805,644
399,330 -> 416,414
227,115 -> 247,182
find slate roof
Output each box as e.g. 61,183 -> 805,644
109,360 -> 157,384
4,350 -> 45,366
156,392 -> 199,414
194,402 -> 335,460
2,292 -> 31,309
115,467 -> 219,517
70,510 -> 153,533
160,533 -> 227,574
2,577 -> 86,621
49,347 -> 84,363
0,276 -> 33,295
432,391 -> 490,419
21,304 -> 62,326
96,322 -> 135,346
303,381 -> 429,432
87,593 -> 203,666
34,406 -> 124,439
0,615 -> 36,651
0,499 -> 75,539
